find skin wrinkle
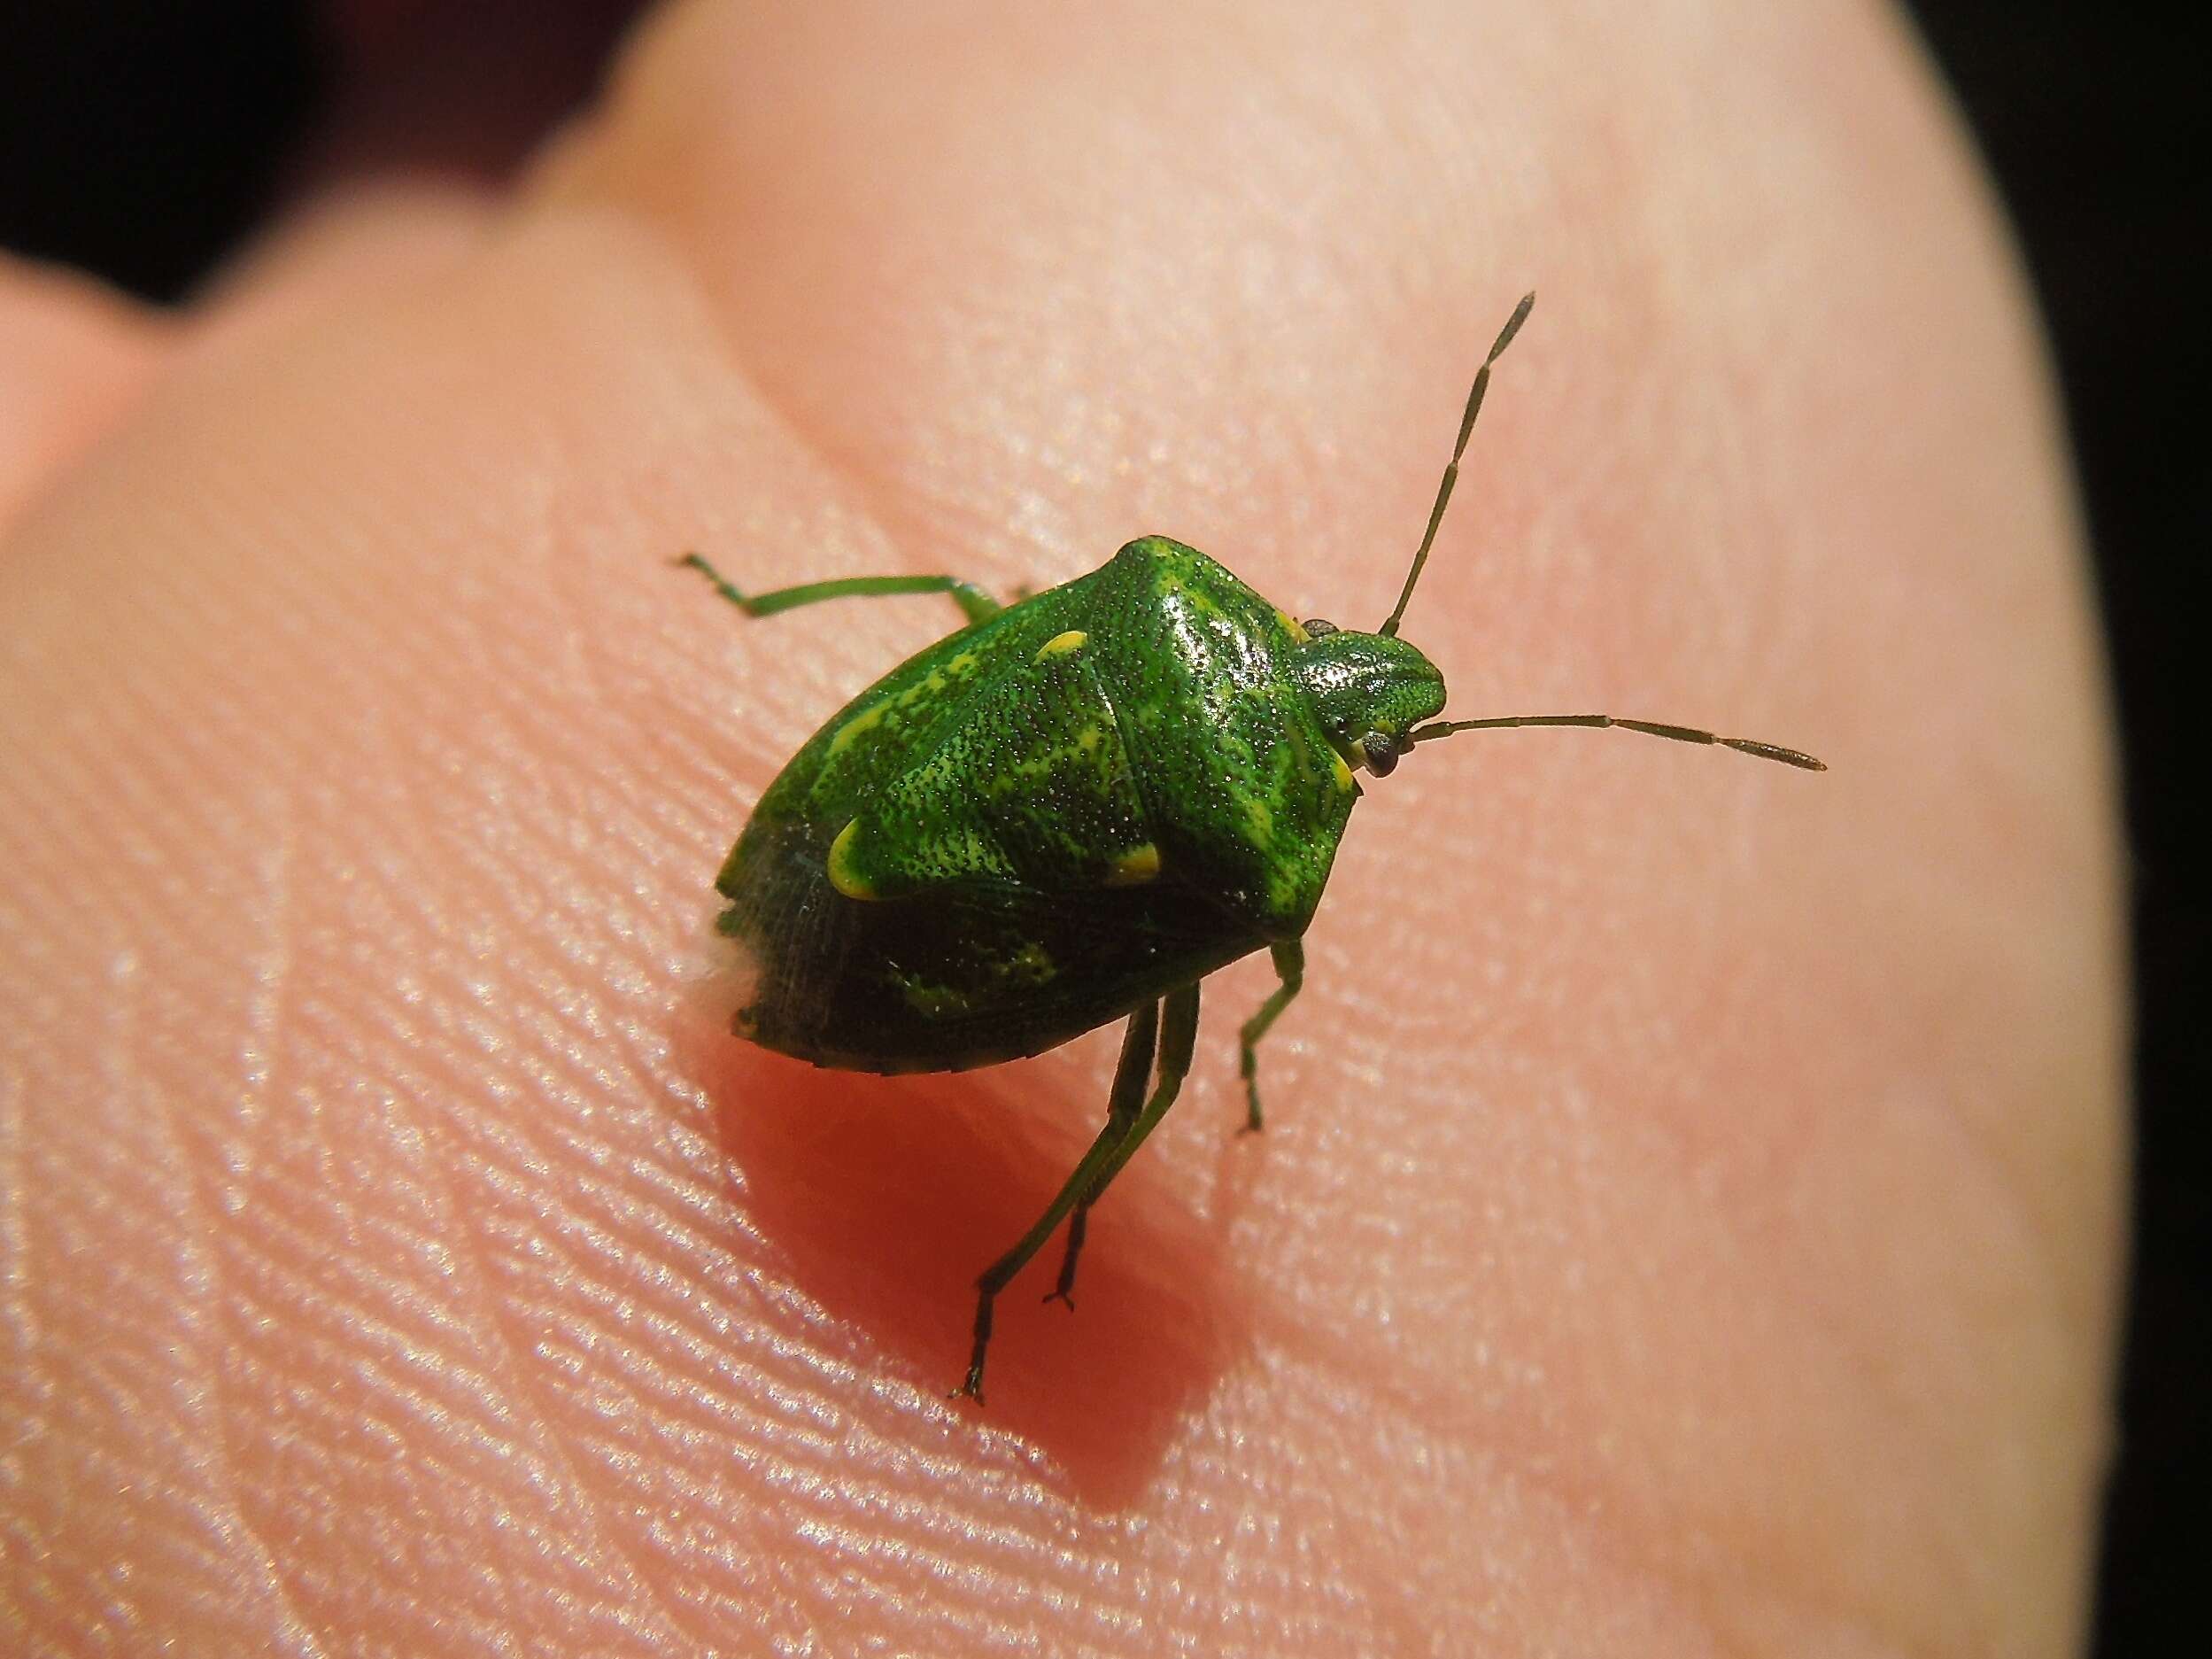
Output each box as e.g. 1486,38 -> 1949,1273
384,779 -> 920,1655
1419,1409 -> 1901,1659
236,784 -> 299,1189
467,1205 -> 811,1640
541,54 -> 1085,599
1253,1087 -> 1976,1655
388,1089 -> 695,1648
1176,1355 -> 1630,1655
1267,1272 -> 1921,1659
209,771 -> 666,1646
1931,957 -> 2112,1330
1675,988 -> 2081,1508
1899,1071 -> 2086,1370
151,798 -> 336,1659
325,1327 -> 619,1645
0,1040 -> 33,1408
1222,991 -> 1971,1626
93,948 -> 155,1647
196,1260 -> 336,1659
520,204 -> 1014,801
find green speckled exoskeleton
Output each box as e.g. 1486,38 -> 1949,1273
682,294 -> 1822,1403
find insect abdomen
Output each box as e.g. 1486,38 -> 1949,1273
718,818 -> 1258,1072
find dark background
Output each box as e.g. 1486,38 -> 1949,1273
1,4 -> 2198,1650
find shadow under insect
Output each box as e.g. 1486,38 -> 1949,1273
687,1009 -> 1244,1506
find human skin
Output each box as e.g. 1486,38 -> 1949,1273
0,1 -> 2123,1653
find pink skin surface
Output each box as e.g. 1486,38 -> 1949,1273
1,3 -> 2123,1654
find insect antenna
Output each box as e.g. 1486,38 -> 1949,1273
1378,291 -> 1535,639
1407,713 -> 1825,771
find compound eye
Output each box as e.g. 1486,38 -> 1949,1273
1303,617 -> 1339,638
1360,733 -> 1398,777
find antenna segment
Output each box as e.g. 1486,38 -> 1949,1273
1378,291 -> 1535,639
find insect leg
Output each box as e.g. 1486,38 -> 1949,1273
1236,940 -> 1305,1134
1044,981 -> 1203,1310
677,554 -> 1002,625
952,1001 -> 1160,1404
1040,1001 -> 1164,1313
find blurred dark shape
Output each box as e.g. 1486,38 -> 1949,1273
0,3 -> 324,300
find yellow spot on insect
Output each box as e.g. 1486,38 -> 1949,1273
1244,798 -> 1273,845
1277,609 -> 1311,645
1330,748 -> 1356,791
891,668 -> 951,714
1281,717 -> 1333,795
947,650 -> 980,674
828,702 -> 890,756
1105,843 -> 1162,887
826,819 -> 877,900
1036,630 -> 1088,661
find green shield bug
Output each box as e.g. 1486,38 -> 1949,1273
682,293 -> 1822,1404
